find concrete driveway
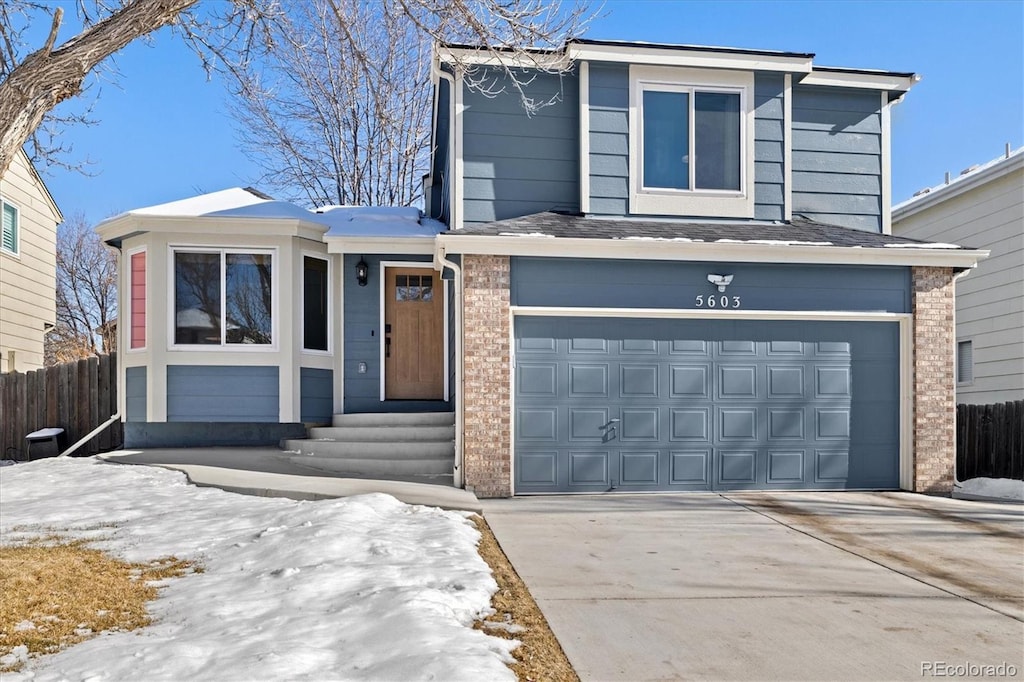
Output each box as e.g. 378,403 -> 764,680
482,492 -> 1024,681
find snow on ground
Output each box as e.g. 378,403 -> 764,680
954,477 -> 1024,502
0,458 -> 517,681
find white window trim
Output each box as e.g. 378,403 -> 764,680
301,251 -> 332,355
1,197 -> 20,258
126,246 -> 147,352
629,65 -> 755,218
167,246 -> 279,352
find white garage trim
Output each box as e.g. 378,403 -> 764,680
508,305 -> 913,495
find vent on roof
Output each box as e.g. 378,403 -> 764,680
243,186 -> 274,200
959,165 -> 980,177
913,188 -> 931,197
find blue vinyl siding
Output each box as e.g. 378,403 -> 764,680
511,257 -> 911,313
125,366 -> 147,422
791,86 -> 883,232
754,73 -> 786,220
588,63 -> 630,215
462,69 -> 579,226
342,254 -> 451,413
300,367 -> 333,424
166,365 -> 279,422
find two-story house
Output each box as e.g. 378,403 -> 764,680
893,147 -> 1023,406
96,39 -> 986,498
0,149 -> 63,373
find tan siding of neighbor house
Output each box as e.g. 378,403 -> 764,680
894,160 -> 1024,405
0,151 -> 61,372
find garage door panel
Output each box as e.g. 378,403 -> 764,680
620,364 -> 660,397
718,365 -> 758,398
570,450 -> 610,486
768,366 -> 805,397
518,363 -> 558,396
671,364 -> 710,397
670,339 -> 710,355
719,408 -> 758,441
671,408 -> 710,441
518,408 -> 558,441
719,450 -> 758,484
768,408 -> 806,440
518,451 -> 559,485
670,450 -> 711,485
768,450 -> 806,483
620,408 -> 660,441
621,451 -> 660,484
569,364 -> 609,397
514,316 -> 899,493
569,408 -> 609,441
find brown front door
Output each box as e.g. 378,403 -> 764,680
384,267 -> 445,400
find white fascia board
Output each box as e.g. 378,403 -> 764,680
437,234 -> 989,269
435,45 -> 569,70
96,215 -> 328,243
799,70 -> 919,92
436,44 -> 812,74
568,43 -> 813,73
324,236 -> 437,255
893,152 -> 1024,221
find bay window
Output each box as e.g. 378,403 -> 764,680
173,249 -> 274,346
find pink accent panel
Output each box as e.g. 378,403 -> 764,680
130,252 -> 146,348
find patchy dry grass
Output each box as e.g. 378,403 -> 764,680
473,515 -> 579,682
0,537 -> 195,673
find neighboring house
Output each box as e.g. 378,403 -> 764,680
0,150 -> 63,373
96,38 -> 987,498
893,148 -> 1024,406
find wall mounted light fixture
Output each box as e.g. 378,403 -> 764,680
707,274 -> 734,292
356,258 -> 369,287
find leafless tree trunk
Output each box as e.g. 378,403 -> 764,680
1,0 -> 591,181
46,214 -> 118,365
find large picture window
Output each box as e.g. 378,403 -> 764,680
629,66 -> 754,218
173,249 -> 274,346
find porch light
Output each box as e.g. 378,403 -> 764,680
356,258 -> 369,287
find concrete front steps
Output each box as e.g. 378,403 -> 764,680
281,412 -> 456,486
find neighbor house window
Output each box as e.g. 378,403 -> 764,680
173,249 -> 274,346
957,340 -> 973,384
1,199 -> 18,256
303,255 -> 329,352
629,66 -> 754,218
129,249 -> 146,350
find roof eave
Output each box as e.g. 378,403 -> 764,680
95,214 -> 328,245
893,152 -> 1024,221
799,68 -> 920,93
437,233 -> 989,269
324,235 -> 438,255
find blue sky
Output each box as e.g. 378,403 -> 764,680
34,0 -> 1024,225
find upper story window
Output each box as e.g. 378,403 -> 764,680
629,66 -> 755,218
1,199 -> 19,256
172,248 -> 275,348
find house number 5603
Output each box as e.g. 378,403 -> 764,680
695,295 -> 741,309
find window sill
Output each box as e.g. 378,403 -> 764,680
629,189 -> 755,218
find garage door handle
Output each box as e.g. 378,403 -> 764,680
603,419 -> 620,427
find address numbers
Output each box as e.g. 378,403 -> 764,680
695,295 -> 741,309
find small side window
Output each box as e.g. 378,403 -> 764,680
303,256 -> 329,352
957,340 -> 973,384
1,200 -> 18,256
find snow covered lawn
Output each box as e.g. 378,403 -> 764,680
0,458 -> 517,681
954,477 -> 1024,502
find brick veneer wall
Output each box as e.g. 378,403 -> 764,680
461,255 -> 512,497
912,266 -> 957,493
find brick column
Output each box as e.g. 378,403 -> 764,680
461,255 -> 512,497
912,266 -> 957,493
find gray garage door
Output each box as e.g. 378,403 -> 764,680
514,317 -> 900,493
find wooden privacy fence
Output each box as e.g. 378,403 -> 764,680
957,400 -> 1024,481
0,353 -> 121,460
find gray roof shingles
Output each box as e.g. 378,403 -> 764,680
446,212 -> 965,249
